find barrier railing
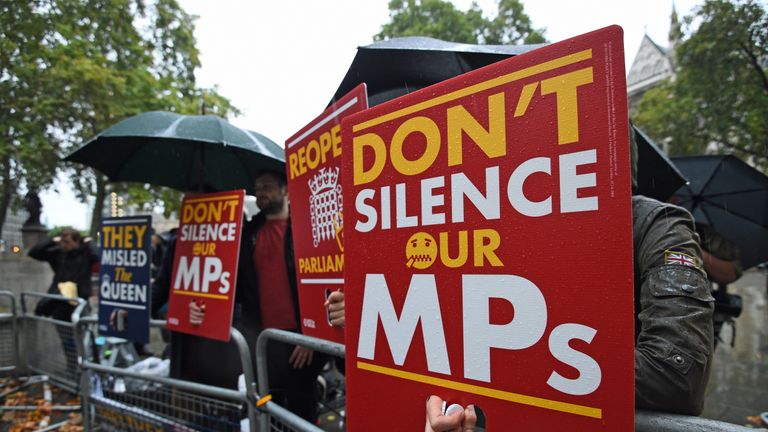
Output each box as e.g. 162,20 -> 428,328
256,329 -> 345,432
1,290 -> 764,432
254,330 -> 764,432
75,316 -> 259,432
19,291 -> 88,392
636,410 -> 764,431
0,290 -> 19,373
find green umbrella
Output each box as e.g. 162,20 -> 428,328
65,111 -> 284,194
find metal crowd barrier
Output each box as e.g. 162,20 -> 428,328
256,329 -> 345,432
0,290 -> 20,373
636,410 -> 764,431
253,329 -> 764,432
1,289 -> 763,432
75,316 -> 259,432
19,291 -> 88,392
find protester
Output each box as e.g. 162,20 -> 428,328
246,169 -> 326,422
29,227 -> 99,372
150,191 -> 263,390
150,184 -> 262,389
29,227 -> 98,320
631,192 -> 713,414
151,174 -> 325,421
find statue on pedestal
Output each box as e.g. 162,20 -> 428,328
23,191 -> 43,227
21,191 -> 48,249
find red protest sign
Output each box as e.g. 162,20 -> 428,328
341,26 -> 633,430
285,84 -> 368,343
166,190 -> 244,342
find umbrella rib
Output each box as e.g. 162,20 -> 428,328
696,188 -> 768,198
697,158 -> 726,196
698,199 -> 768,228
698,200 -> 716,229
455,52 -> 470,74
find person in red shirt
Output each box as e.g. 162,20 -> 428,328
246,169 -> 326,420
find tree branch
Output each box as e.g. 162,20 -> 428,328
718,139 -> 768,161
738,41 -> 768,95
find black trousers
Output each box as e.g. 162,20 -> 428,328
264,335 -> 326,422
170,320 -> 325,422
170,315 -> 261,390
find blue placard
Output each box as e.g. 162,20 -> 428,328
98,216 -> 152,343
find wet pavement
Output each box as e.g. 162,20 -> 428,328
702,269 -> 768,427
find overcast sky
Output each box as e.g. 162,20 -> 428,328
41,0 -> 702,229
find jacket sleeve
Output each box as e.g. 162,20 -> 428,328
634,204 -> 714,415
151,237 -> 175,318
28,238 -> 58,263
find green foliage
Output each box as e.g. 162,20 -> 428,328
1,0 -> 239,235
484,0 -> 547,44
376,0 -> 546,45
0,1 -> 63,213
634,0 -> 768,170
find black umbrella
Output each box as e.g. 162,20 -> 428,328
331,36 -> 543,107
673,155 -> 768,270
634,126 -> 688,201
331,37 -> 684,200
65,111 -> 284,194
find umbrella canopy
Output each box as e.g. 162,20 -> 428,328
331,36 -> 543,107
331,37 -> 683,201
634,126 -> 688,201
673,155 -> 768,270
65,111 -> 284,194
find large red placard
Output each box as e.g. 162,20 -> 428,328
341,26 -> 633,430
166,190 -> 244,342
285,84 -> 368,343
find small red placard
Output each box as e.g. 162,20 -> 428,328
166,190 -> 244,342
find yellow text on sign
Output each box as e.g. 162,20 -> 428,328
352,50 -> 594,186
102,224 -> 147,249
181,197 -> 240,223
289,124 -> 342,179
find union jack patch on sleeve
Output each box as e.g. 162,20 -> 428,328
664,250 -> 700,268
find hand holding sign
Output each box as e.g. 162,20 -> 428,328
109,309 -> 129,332
324,290 -> 345,327
189,300 -> 205,326
424,396 -> 479,432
